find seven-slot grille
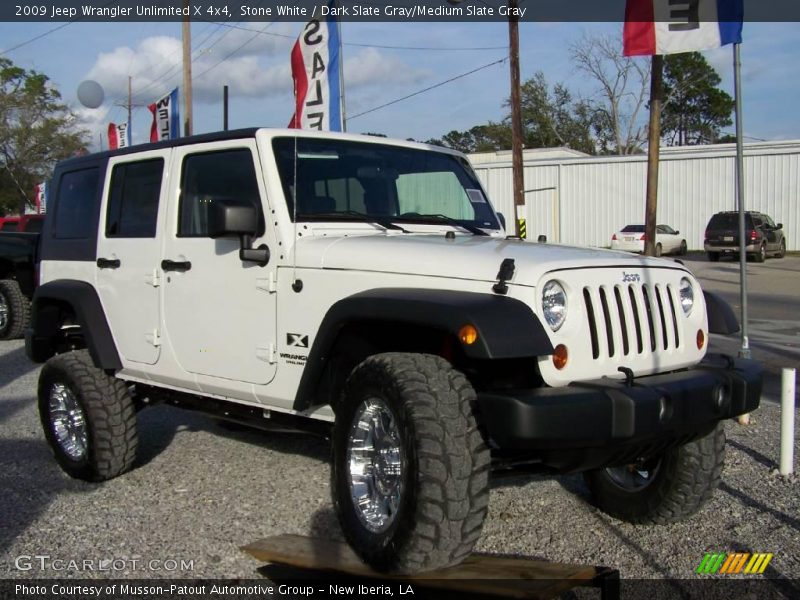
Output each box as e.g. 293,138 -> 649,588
582,283 -> 681,360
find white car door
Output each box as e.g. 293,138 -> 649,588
161,140 -> 279,387
95,150 -> 170,366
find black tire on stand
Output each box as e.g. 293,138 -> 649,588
38,350 -> 138,482
0,279 -> 30,340
583,423 -> 725,524
332,353 -> 490,574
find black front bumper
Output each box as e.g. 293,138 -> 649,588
478,355 -> 762,469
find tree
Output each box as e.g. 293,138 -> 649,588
429,72 -> 594,154
0,58 -> 87,215
661,52 -> 734,146
570,33 -> 650,155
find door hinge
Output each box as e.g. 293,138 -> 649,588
256,273 -> 277,293
146,269 -> 161,287
146,329 -> 161,347
256,343 -> 277,364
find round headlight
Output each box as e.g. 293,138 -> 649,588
542,280 -> 567,331
679,277 -> 694,315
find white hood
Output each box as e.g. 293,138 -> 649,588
292,230 -> 687,286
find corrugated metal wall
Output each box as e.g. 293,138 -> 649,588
471,141 -> 800,251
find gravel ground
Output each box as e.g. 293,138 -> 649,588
0,334 -> 798,590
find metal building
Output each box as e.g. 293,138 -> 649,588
469,140 -> 799,251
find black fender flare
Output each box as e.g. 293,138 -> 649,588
704,290 -> 740,335
294,288 -> 553,410
26,280 -> 122,370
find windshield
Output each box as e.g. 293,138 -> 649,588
272,137 -> 500,230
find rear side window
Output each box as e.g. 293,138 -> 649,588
106,159 -> 164,238
178,149 -> 263,237
54,168 -> 100,239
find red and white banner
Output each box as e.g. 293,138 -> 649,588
33,182 -> 47,215
624,0 -> 743,56
108,122 -> 131,150
288,10 -> 342,131
149,87 -> 180,142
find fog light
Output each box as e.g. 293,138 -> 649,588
552,344 -> 568,370
459,324 -> 478,345
696,329 -> 705,350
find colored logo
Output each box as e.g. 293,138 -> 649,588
696,552 -> 773,575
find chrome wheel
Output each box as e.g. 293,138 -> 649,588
605,458 -> 661,491
0,292 -> 8,331
347,397 -> 404,533
48,383 -> 88,461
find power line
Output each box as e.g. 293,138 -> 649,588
195,19 -> 508,52
349,56 -> 507,121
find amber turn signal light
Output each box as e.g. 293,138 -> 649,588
696,329 -> 705,350
459,324 -> 478,345
552,344 -> 568,370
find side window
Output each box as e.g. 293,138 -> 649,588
106,159 -> 164,238
764,215 -> 776,228
54,168 -> 100,239
179,149 -> 262,237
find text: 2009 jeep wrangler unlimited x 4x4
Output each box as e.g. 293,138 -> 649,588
27,129 -> 762,573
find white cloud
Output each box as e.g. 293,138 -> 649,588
344,48 -> 430,89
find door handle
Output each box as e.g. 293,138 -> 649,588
161,259 -> 192,272
96,257 -> 121,269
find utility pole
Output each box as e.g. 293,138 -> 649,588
114,75 -> 142,139
223,85 -> 229,131
643,55 -> 663,257
182,0 -> 193,136
508,0 -> 524,238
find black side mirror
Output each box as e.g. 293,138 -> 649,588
777,223 -> 783,230
208,200 -> 270,266
208,202 -> 258,238
675,230 -> 680,235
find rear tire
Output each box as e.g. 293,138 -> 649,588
754,243 -> 766,263
332,353 -> 490,573
38,350 -> 138,481
584,423 -> 725,524
0,279 -> 29,340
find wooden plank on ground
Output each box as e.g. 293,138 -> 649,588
242,534 -> 612,600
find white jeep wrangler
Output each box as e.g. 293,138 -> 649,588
28,129 -> 761,573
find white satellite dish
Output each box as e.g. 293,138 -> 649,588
77,80 -> 105,109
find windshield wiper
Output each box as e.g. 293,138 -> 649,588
409,213 -> 490,236
299,210 -> 409,232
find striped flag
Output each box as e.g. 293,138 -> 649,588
288,8 -> 342,131
149,88 -> 180,142
108,122 -> 131,150
624,0 -> 743,56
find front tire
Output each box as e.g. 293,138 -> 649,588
584,423 -> 725,524
332,353 -> 490,573
0,279 -> 29,340
655,243 -> 662,257
679,240 -> 688,256
38,350 -> 138,481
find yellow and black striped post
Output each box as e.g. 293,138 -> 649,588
517,218 -> 527,239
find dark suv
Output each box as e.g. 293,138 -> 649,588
704,211 -> 786,263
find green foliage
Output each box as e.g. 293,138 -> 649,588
661,52 -> 734,146
429,72 -> 594,154
0,57 -> 87,215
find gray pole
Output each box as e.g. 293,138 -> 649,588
337,16 -> 347,132
182,1 -> 193,136
734,43 -> 750,359
223,85 -> 229,131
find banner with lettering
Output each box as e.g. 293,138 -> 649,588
623,0 -> 743,56
288,8 -> 342,131
33,182 -> 47,214
149,87 -> 181,142
108,122 -> 131,150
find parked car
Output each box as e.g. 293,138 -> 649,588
610,224 -> 687,256
704,211 -> 786,263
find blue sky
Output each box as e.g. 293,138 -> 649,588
1,19 -> 798,149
